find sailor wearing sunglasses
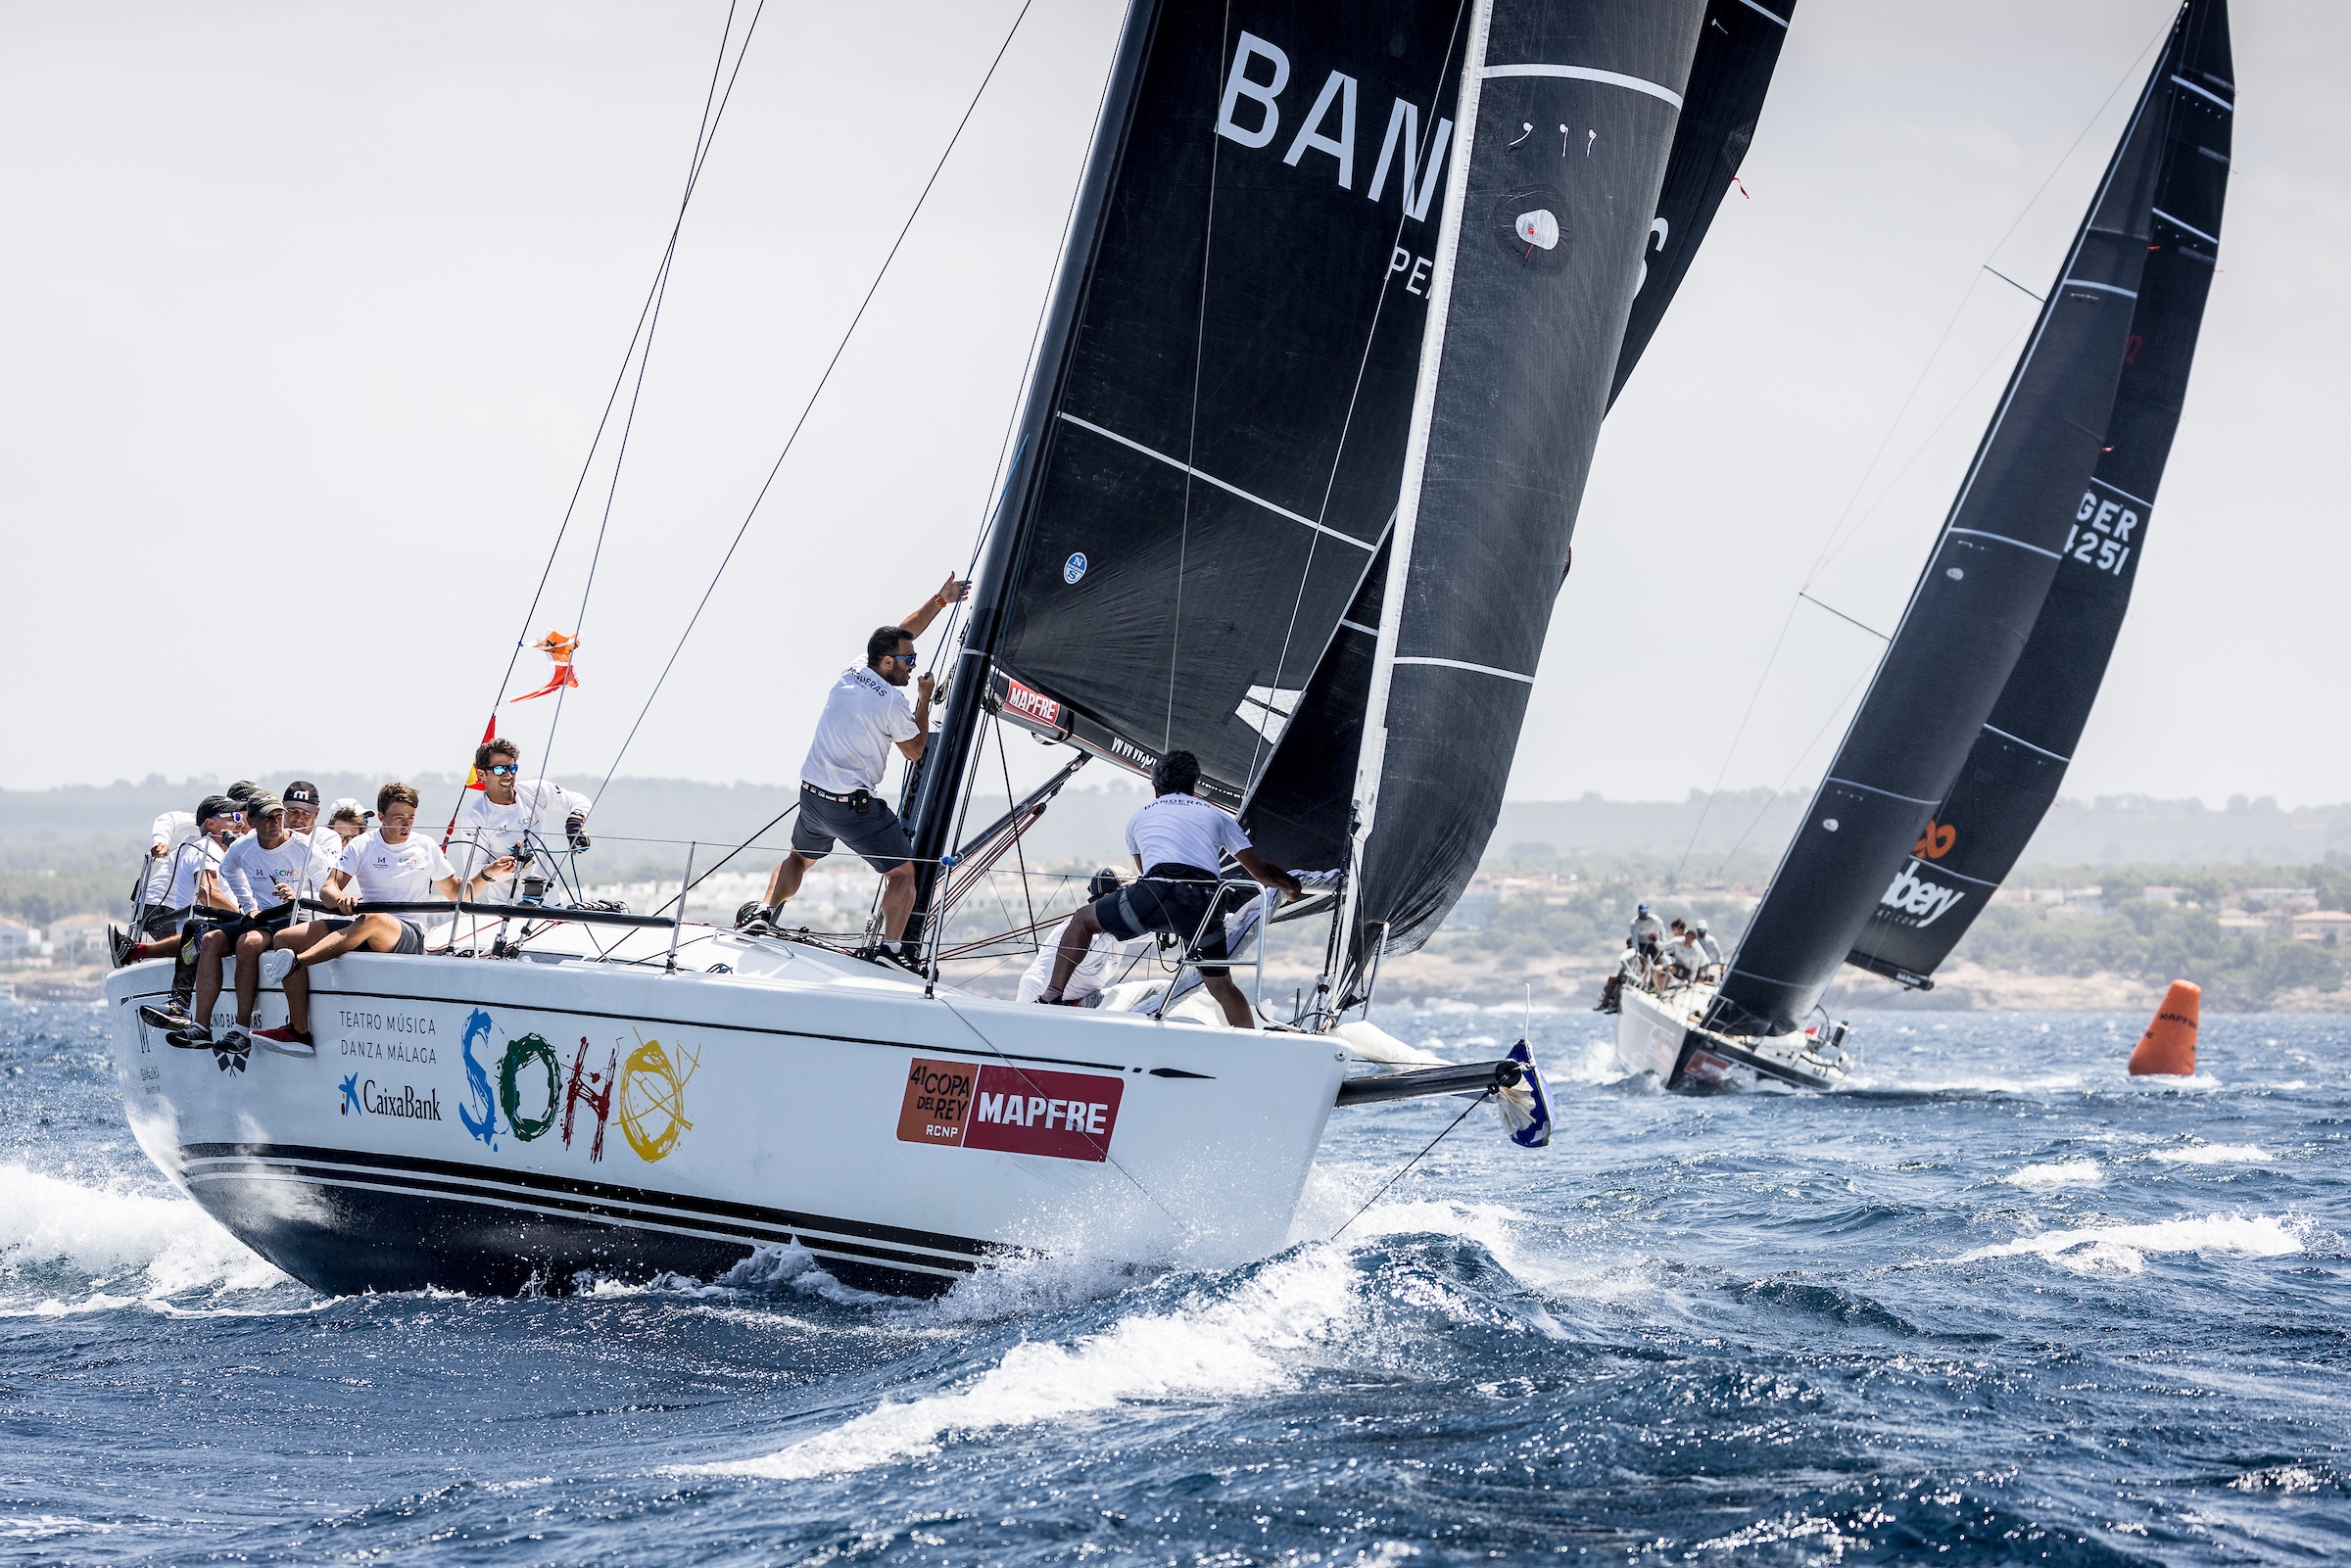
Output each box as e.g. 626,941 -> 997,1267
446,736 -> 593,899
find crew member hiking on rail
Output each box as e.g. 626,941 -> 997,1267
1035,750 -> 1301,1029
738,573 -> 968,966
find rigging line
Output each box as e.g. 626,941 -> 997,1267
1167,2 -> 1234,751
1797,593 -> 1888,641
1670,596 -> 1799,886
1712,661 -> 1874,880
642,803 -> 797,922
1982,264 -> 2042,303
1794,13 -> 2168,597
482,1 -> 751,726
996,717 -> 1037,944
1246,0 -> 1473,787
1328,1088 -> 1494,1242
587,0 -> 1039,812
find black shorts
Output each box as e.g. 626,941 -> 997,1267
792,785 -> 914,874
1092,866 -> 1230,978
317,916 -> 426,955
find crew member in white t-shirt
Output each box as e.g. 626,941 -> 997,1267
165,792 -> 333,1056
1037,751 -> 1301,1029
120,794 -> 243,974
446,739 -> 593,899
1017,868 -> 1128,1005
248,783 -> 512,1057
740,573 -> 967,967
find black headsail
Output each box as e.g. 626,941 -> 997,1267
1330,0 -> 1710,967
1243,0 -> 1792,898
1707,2 -> 2221,1037
907,1 -> 1478,937
1847,0 -> 2232,986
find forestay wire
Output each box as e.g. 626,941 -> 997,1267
587,0 -> 1039,813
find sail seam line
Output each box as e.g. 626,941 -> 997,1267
1053,413 -> 1376,550
1896,858 -> 2003,890
1947,527 -> 2062,560
2151,206 -> 2220,246
1480,63 -> 1682,109
2088,475 -> 2154,508
1823,778 -> 1941,806
2057,277 -> 2138,298
1391,655 -> 1534,684
1338,619 -> 1378,637
1983,723 -> 2071,763
1736,0 -> 1791,27
2169,73 -> 2232,113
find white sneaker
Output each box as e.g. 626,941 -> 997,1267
259,950 -> 297,986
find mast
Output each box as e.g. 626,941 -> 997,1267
1330,0 -> 1497,988
904,0 -> 1162,945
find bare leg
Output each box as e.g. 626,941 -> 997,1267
191,927 -> 234,1028
292,913 -> 404,969
1203,974 -> 1256,1030
763,851 -> 819,909
878,863 -> 917,941
233,927 -> 269,1025
1042,904 -> 1106,998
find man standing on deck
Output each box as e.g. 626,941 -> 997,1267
1629,901 -> 1665,962
1035,751 -> 1301,1029
446,738 -> 593,901
738,573 -> 967,963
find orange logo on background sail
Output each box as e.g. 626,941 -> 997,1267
1913,820 -> 1957,860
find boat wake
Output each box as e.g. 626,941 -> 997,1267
0,1162 -> 289,1314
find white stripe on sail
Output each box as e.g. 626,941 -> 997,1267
1947,527 -> 2062,560
1054,413 -> 1374,551
2170,74 -> 2232,113
2152,206 -> 2220,247
1481,63 -> 1683,109
1391,655 -> 1534,685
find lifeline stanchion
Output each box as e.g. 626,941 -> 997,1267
665,841 -> 695,975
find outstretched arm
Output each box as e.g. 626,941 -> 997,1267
897,573 -> 968,640
1233,848 -> 1302,901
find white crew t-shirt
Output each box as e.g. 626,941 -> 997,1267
800,665 -> 919,795
1125,792 -> 1252,875
164,834 -> 227,911
447,779 -> 592,890
218,833 -> 323,914
1016,918 -> 1124,1005
145,810 -> 198,903
336,831 -> 457,905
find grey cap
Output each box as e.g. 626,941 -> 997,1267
242,790 -> 285,820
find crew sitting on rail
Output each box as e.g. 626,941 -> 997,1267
1035,750 -> 1302,1029
246,784 -> 514,1056
324,799 -> 371,849
1018,868 -> 1127,1006
738,572 -> 968,967
115,793 -> 244,972
446,736 -> 592,900
1629,901 -> 1665,962
138,792 -> 336,1060
1664,922 -> 1706,983
280,781 -> 343,875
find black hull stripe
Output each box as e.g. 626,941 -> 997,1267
179,1142 -> 992,1259
185,1164 -> 972,1279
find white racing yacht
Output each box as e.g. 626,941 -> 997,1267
105,0 -> 1801,1295
1610,0 -> 2231,1095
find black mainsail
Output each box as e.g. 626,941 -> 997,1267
1847,0 -> 2232,986
1709,0 -> 2231,1036
1243,0 -> 1791,943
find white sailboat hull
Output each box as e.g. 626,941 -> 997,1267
104,934 -> 1345,1297
1611,978 -> 1847,1093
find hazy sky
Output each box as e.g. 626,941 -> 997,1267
5,1 -> 2340,808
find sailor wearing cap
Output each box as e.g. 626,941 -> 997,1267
1693,918 -> 1723,970
447,739 -> 593,900
1629,901 -> 1665,961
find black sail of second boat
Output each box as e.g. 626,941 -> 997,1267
1709,0 -> 2230,1037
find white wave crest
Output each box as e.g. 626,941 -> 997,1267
1948,1212 -> 2304,1276
697,1245 -> 1365,1479
2001,1159 -> 2103,1190
0,1163 -> 284,1310
2149,1143 -> 2274,1165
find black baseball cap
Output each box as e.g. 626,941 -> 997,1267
226,780 -> 261,802
197,794 -> 241,824
283,781 -> 321,808
243,790 -> 285,820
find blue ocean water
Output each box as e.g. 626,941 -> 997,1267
1,999 -> 2345,1565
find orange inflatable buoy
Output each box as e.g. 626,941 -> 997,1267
2129,980 -> 2200,1076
